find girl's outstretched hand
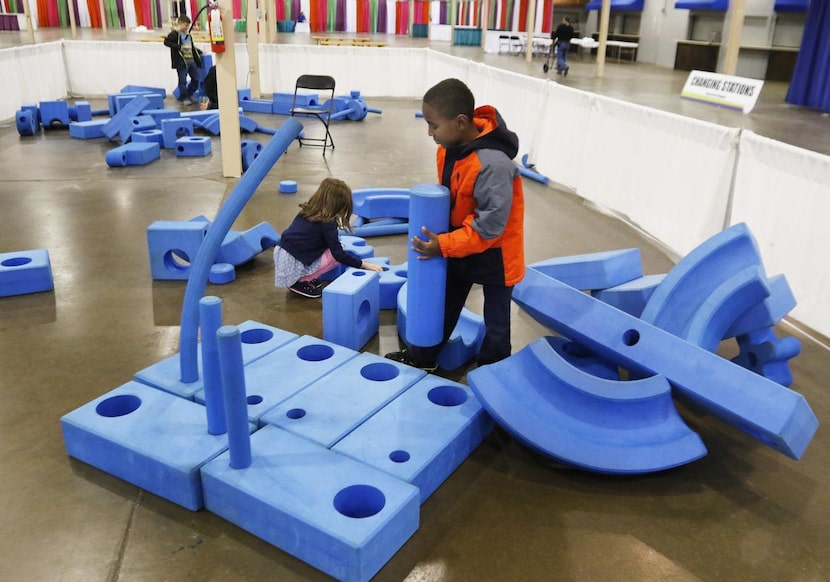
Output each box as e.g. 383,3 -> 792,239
361,261 -> 384,273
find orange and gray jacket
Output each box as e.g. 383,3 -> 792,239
436,105 -> 525,287
164,30 -> 203,70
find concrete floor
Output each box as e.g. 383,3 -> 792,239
1,29 -> 829,582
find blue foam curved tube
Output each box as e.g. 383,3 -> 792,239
517,165 -> 549,184
199,297 -> 227,435
216,325 -> 252,469
178,118 -> 303,383
467,337 -> 708,474
405,184 -> 450,347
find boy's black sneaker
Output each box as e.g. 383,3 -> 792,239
289,281 -> 322,298
384,349 -> 438,372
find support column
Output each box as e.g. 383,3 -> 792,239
247,0 -> 261,97
720,0 -> 746,75
216,0 -> 242,178
596,0 -> 610,78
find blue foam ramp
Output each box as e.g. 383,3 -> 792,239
260,353 -> 426,448
528,248 -> 643,290
134,320 -> 298,399
69,119 -> 108,139
513,268 -> 819,460
105,142 -> 160,167
732,327 -> 801,387
201,425 -> 420,582
216,222 -> 280,265
61,381 -> 242,510
103,94 -> 150,142
467,338 -> 707,474
334,375 -> 494,502
323,269 -> 380,351
0,249 -> 53,297
194,335 -> 359,425
726,274 -> 797,337
593,274 -> 665,317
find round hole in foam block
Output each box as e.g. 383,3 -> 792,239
279,180 -> 298,194
333,484 -> 386,518
208,262 -> 236,285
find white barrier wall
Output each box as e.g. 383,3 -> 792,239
730,131 -> 830,338
1,41 -> 828,338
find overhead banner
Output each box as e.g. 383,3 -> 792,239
681,70 -> 764,114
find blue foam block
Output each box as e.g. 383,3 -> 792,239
113,93 -> 164,114
323,269 -> 380,350
146,220 -> 209,280
69,119 -> 108,139
208,263 -> 235,285
353,194 -> 410,220
143,108 -> 180,126
272,91 -> 317,115
513,267 -> 819,460
161,118 -> 194,149
134,320 -> 299,399
21,103 -> 40,124
103,94 -> 150,142
260,352 -> 426,448
726,274 -> 797,337
379,261 -> 408,310
121,84 -> 167,99
593,274 -> 666,317
0,249 -> 53,297
201,425 -> 420,582
241,140 -> 263,170
60,381 -> 242,511
732,327 -> 801,387
239,114 -> 258,133
239,98 -> 274,114
39,100 -> 70,127
334,374 -> 494,502
238,88 -> 252,101
16,109 -> 38,135
467,338 -> 707,474
131,129 -> 164,146
105,142 -> 161,167
129,114 -> 157,133
528,248 -> 643,291
70,101 -> 92,122
194,335 -> 359,425
278,179 -> 297,193
216,222 -> 279,265
175,136 -> 212,157
352,219 -> 409,238
198,114 -> 221,136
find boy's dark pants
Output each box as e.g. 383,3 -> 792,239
176,61 -> 203,100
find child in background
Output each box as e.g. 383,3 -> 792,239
274,178 -> 383,298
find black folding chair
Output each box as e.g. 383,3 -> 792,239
290,74 -> 336,156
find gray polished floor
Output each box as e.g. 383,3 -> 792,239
1,29 -> 829,582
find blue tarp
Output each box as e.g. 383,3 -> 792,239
585,0 -> 645,11
674,0 -> 729,9
786,0 -> 830,112
774,0 -> 809,13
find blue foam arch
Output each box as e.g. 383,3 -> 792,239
178,119 -> 304,383
353,194 -> 410,220
467,338 -> 707,474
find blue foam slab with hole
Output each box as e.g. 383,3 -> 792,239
194,335 -> 359,426
592,273 -> 666,317
0,249 -> 53,297
60,381 -> 245,511
468,338 -> 707,474
201,424 -> 419,582
323,268 -> 380,351
134,321 -> 298,400
129,114 -> 157,133
334,375 -> 494,502
16,109 -> 38,135
260,352 -> 426,448
528,248 -> 643,291
175,135 -> 212,157
39,100 -> 71,127
544,336 -> 620,380
513,268 -> 819,460
103,94 -> 150,142
69,119 -> 108,139
216,222 -> 280,265
132,129 -> 164,146
105,142 -> 160,167
238,88 -> 252,101
726,274 -> 797,338
161,118 -> 194,149
146,220 -> 209,280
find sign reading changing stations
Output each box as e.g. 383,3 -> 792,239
681,70 -> 764,113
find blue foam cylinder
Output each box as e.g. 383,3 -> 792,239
199,296 -> 226,435
405,184 -> 450,347
178,119 -> 303,383
217,325 -> 252,469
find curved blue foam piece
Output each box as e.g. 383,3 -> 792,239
529,248 -> 643,291
513,268 -> 819,460
520,153 -> 535,169
353,194 -> 410,220
467,338 -> 707,474
379,262 -> 408,310
178,119 -> 304,383
545,336 -> 620,380
517,165 -> 549,184
726,274 -> 797,338
216,222 -> 279,265
732,327 -> 801,387
352,220 -> 409,238
405,184 -> 450,347
641,222 -> 767,338
593,274 -> 665,317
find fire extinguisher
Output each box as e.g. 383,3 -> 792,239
207,2 -> 225,53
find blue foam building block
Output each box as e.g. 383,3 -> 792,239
593,274 -> 666,317
239,98 -> 274,114
69,119 -> 108,139
16,109 -> 38,135
143,108 -> 180,126
105,142 -> 160,167
732,327 -> 801,387
103,94 -> 150,142
467,338 -> 707,474
175,136 -> 212,157
161,118 -> 194,149
146,219 -> 209,280
201,425 -> 420,582
278,179 -> 297,193
352,218 -> 409,238
70,101 -> 92,122
208,263 -> 235,285
353,193 -> 410,220
260,352 -> 426,448
216,222 -> 279,265
323,268 -> 380,351
241,140 -> 263,170
194,335 -> 359,426
726,274 -> 797,338
39,100 -> 71,127
379,261 -> 408,310
239,114 -> 258,133
121,84 -> 167,99
272,91 -> 318,115
528,248 -> 643,291
200,114 -> 221,136
334,374 -> 494,502
21,103 -> 40,124
513,267 -> 819,460
238,88 -> 251,101
114,92 -> 164,114
134,320 -> 298,399
129,114 -> 157,134
60,381 -> 243,511
0,249 -> 53,297
131,129 -> 164,146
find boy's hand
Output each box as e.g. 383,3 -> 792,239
411,226 -> 442,260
